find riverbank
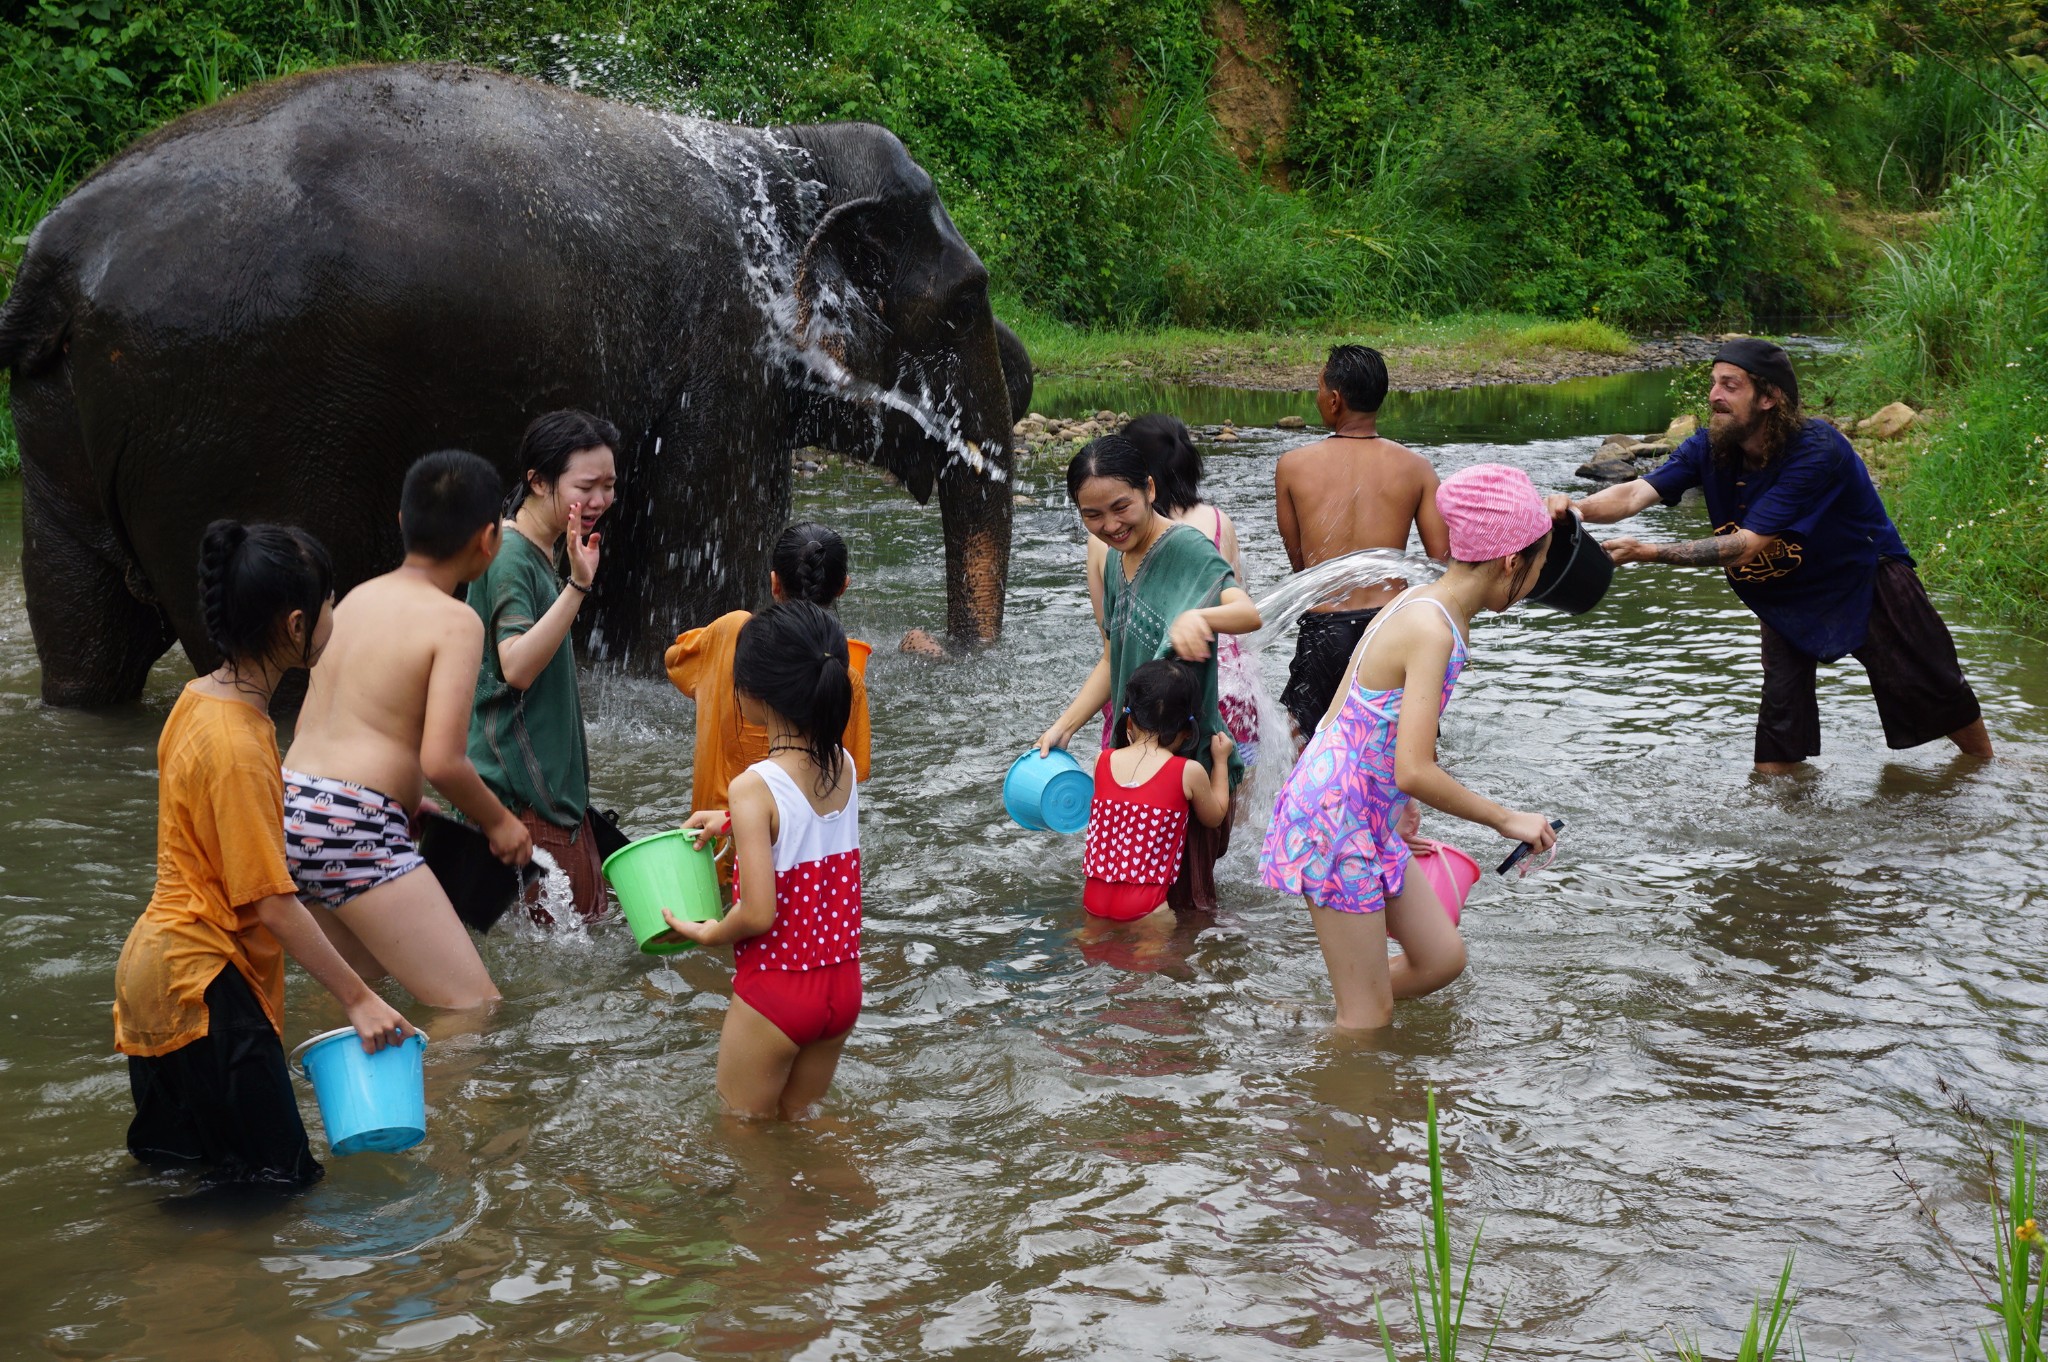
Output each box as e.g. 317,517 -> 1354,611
1004,310 -> 1717,393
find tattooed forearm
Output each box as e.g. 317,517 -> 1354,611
1655,536 -> 1751,567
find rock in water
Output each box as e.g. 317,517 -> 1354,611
1857,402 -> 1919,439
1276,415 -> 1307,430
899,628 -> 946,658
1661,414 -> 1699,442
1576,453 -> 1641,483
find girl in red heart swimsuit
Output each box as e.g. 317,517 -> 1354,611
1084,659 -> 1233,924
660,600 -> 862,1121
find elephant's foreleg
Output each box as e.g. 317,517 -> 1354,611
17,394 -> 176,706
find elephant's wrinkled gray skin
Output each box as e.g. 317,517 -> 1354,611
0,63 -> 1023,706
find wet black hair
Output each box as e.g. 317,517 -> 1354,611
1065,434 -> 1153,504
734,600 -> 853,789
508,408 -> 622,514
197,519 -> 334,670
772,522 -> 850,607
1324,344 -> 1389,415
1122,414 -> 1202,516
1115,657 -> 1202,754
401,449 -> 505,560
1504,526 -> 1554,603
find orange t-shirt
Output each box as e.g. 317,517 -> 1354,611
113,685 -> 298,1057
664,610 -> 873,813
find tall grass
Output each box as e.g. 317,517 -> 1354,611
1087,90 -> 1484,328
1982,1123 -> 2047,1362
1850,116 -> 2048,627
1376,1089 -> 1501,1362
1655,1255 -> 1803,1362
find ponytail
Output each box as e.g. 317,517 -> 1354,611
772,521 -> 850,607
197,519 -> 335,671
734,600 -> 854,789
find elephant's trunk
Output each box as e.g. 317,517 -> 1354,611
938,450 -> 1011,642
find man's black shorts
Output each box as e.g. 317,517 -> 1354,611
1281,607 -> 1380,738
1755,558 -> 1982,764
126,963 -> 322,1187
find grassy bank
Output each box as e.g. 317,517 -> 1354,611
1824,106 -> 2048,630
1003,311 -> 1638,391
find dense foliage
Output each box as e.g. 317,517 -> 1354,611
2,0 -> 2038,333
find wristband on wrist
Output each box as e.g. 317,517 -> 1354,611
565,578 -> 592,594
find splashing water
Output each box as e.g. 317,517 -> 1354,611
1239,549 -> 1443,656
508,847 -> 596,943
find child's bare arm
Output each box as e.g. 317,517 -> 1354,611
663,772 -> 777,945
1389,624 -> 1555,849
255,893 -> 417,1051
423,611 -> 531,864
1188,733 -> 1232,827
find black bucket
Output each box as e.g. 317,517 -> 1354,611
1523,511 -> 1613,614
417,811 -> 545,933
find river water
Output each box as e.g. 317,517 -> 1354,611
4,370 -> 2045,1359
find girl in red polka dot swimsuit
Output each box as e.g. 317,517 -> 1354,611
1085,660 -> 1233,923
662,601 -> 863,1120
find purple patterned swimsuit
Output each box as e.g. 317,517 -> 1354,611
1258,595 -> 1468,914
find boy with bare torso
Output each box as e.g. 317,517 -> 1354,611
1274,345 -> 1450,745
281,450 -> 532,1011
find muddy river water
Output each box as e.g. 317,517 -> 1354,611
3,369 -> 2045,1359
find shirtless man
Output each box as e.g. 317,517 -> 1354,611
281,450 -> 531,1009
1274,344 -> 1450,745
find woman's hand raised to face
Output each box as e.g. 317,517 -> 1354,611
565,501 -> 602,589
1167,609 -> 1216,661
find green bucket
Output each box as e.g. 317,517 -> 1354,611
601,829 -> 724,955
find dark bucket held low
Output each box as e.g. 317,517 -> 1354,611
417,811 -> 544,933
1524,511 -> 1613,615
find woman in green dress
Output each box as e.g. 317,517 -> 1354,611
1037,436 -> 1262,910
466,409 -> 619,924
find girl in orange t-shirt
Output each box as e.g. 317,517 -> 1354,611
113,521 -> 416,1187
665,523 -> 873,816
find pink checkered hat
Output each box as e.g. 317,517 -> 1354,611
1437,463 -> 1553,563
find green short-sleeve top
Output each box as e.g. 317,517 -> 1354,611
465,528 -> 589,829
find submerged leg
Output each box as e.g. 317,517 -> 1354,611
330,868 -> 499,1010
715,997 -> 801,1120
1384,875 -> 1468,1000
1308,901 -> 1393,1029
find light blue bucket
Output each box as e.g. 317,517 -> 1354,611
1003,748 -> 1093,834
292,1027 -> 428,1156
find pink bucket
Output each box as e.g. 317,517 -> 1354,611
1407,839 -> 1481,925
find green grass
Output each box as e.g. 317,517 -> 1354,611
1654,1254 -> 1803,1362
1506,319 -> 1634,357
1001,308 -> 1641,384
1376,1089 -> 1502,1362
1831,118 -> 2048,631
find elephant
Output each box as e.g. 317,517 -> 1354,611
0,62 -> 1025,707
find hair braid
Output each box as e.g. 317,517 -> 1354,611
772,522 -> 849,608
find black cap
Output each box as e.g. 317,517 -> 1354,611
1713,338 -> 1799,408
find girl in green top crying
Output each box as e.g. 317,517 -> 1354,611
466,409 -> 620,924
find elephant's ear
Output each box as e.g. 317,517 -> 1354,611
793,195 -> 891,355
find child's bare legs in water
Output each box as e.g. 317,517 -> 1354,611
313,868 -> 499,1011
716,998 -> 849,1121
1308,874 -> 1468,1029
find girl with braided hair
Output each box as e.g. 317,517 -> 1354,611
113,521 -> 416,1187
666,523 -> 873,820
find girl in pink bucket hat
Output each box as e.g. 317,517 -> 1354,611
1258,462 -> 1562,1029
